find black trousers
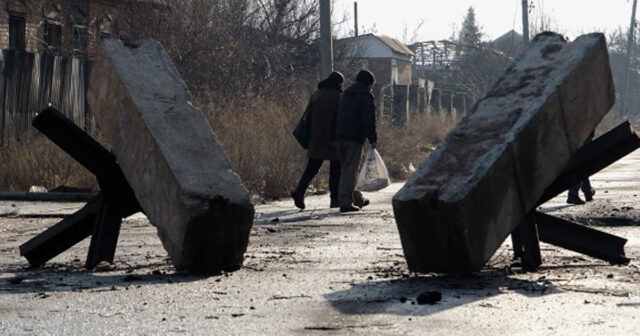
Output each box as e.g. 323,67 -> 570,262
295,159 -> 341,201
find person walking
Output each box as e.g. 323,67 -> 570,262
291,72 -> 345,210
333,70 -> 377,213
567,131 -> 596,205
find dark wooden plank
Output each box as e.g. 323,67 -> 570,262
0,191 -> 97,202
86,201 -> 123,269
511,230 -> 524,259
512,213 -> 542,270
538,122 -> 640,205
33,107 -> 141,215
32,107 -> 113,177
536,212 -> 629,264
19,196 -> 102,267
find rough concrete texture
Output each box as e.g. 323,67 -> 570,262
86,39 -> 254,272
393,32 -> 615,274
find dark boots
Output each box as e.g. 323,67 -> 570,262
291,189 -> 305,210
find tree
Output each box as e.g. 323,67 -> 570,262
458,7 -> 482,48
123,0 -> 321,101
608,26 -> 640,121
452,7 -> 505,101
527,0 -> 566,37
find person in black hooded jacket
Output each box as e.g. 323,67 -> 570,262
291,71 -> 345,210
333,70 -> 378,213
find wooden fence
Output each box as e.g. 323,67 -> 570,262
0,50 -> 91,145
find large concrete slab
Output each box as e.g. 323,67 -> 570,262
87,39 -> 254,272
393,32 -> 615,273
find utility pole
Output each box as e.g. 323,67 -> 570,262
621,0 -> 638,119
320,0 -> 333,78
522,0 -> 530,46
354,1 -> 359,37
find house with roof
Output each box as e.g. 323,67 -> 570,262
337,33 -> 414,86
489,29 -> 523,59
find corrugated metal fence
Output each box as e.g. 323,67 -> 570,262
0,50 -> 91,145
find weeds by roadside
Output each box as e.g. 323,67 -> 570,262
0,135 -> 97,192
0,93 -> 457,198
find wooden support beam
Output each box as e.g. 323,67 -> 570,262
86,201 -> 124,269
20,197 -> 101,266
32,108 -> 140,216
538,121 -> 640,205
20,108 -> 142,269
536,212 -> 629,265
511,212 -> 542,270
32,107 -> 114,179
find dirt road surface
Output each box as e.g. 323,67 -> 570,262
1,150 -> 640,335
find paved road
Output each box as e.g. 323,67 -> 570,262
0,151 -> 639,335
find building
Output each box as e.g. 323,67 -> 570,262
337,33 -> 414,86
489,29 -> 524,59
0,0 -> 136,59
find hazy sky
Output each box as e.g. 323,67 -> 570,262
333,0 -> 635,42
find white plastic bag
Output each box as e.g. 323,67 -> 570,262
356,149 -> 391,192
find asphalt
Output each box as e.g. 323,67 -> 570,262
1,150 -> 640,335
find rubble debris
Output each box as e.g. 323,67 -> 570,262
87,39 -> 254,272
416,291 -> 442,305
393,32 -> 615,273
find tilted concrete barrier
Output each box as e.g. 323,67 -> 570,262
87,39 -> 254,272
393,32 -> 615,273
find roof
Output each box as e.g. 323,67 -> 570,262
339,34 -> 415,56
492,30 -> 523,47
375,35 -> 415,56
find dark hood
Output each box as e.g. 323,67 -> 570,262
344,82 -> 372,97
318,78 -> 343,92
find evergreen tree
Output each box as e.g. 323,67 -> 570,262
458,7 -> 482,47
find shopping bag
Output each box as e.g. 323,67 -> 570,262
356,149 -> 391,191
292,116 -> 311,149
293,101 -> 312,149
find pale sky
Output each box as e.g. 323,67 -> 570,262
333,0 -> 635,42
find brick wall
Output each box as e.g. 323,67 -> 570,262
396,59 -> 412,86
0,0 -> 120,58
0,1 -> 8,49
366,58 -> 392,86
87,0 -> 118,59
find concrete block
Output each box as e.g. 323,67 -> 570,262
87,39 -> 254,272
393,32 -> 615,273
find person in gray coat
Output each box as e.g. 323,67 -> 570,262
291,72 -> 345,209
333,70 -> 378,213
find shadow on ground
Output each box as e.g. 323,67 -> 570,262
324,269 -> 559,317
0,260 -> 223,294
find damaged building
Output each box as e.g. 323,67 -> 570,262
0,0 -> 144,144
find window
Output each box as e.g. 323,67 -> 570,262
44,22 -> 62,53
9,13 -> 26,51
97,13 -> 115,40
72,25 -> 88,55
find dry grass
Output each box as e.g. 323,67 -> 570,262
203,93 -> 457,198
0,135 -> 97,192
0,95 -> 457,198
377,112 -> 459,181
200,93 -> 308,199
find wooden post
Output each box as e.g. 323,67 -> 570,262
522,0 -> 529,46
320,0 -> 333,78
620,0 -> 638,119
354,1 -> 358,37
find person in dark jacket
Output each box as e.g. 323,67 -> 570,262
291,71 -> 345,210
333,70 -> 377,213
